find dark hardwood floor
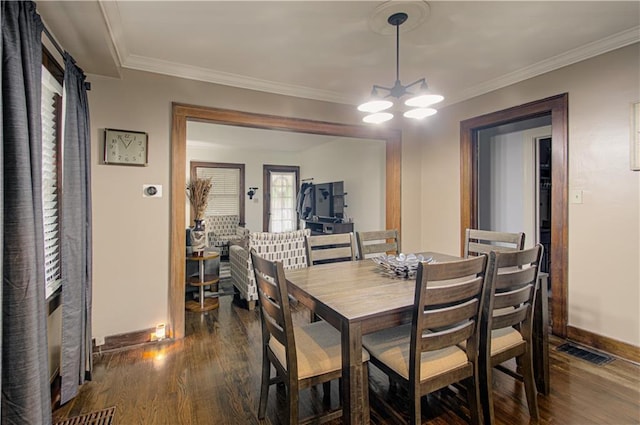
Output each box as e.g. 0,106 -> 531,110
53,288 -> 640,425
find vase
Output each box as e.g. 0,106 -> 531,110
190,219 -> 206,255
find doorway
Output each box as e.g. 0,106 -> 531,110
263,165 -> 300,232
170,103 -> 402,339
460,93 -> 568,337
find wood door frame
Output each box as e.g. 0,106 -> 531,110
170,103 -> 402,339
460,93 -> 568,337
262,164 -> 300,232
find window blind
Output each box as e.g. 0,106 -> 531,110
196,167 -> 240,216
42,66 -> 63,299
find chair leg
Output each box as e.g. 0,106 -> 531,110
258,357 -> 271,419
288,378 -> 299,425
520,349 -> 540,420
479,357 -> 494,425
322,381 -> 332,407
410,385 -> 421,425
465,375 -> 482,425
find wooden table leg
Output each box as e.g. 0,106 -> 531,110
342,321 -> 367,424
533,272 -> 550,395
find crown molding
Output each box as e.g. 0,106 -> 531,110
122,54 -> 354,105
97,0 -> 127,71
444,26 -> 640,107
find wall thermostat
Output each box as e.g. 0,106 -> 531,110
143,184 -> 162,198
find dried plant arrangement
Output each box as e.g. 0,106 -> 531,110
186,177 -> 213,220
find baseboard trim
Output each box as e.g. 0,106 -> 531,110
92,327 -> 158,353
567,325 -> 640,364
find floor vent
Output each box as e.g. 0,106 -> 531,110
556,342 -> 613,366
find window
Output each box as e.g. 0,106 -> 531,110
42,53 -> 64,299
191,162 -> 245,223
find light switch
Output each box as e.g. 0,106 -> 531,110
143,184 -> 162,198
570,189 -> 583,204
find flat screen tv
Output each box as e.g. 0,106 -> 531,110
313,181 -> 344,219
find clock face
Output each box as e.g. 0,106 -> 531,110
104,129 -> 148,166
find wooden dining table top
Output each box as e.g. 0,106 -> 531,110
285,251 -> 462,331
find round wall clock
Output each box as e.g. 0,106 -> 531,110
103,128 -> 148,166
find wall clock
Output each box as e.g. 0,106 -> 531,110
103,128 -> 148,166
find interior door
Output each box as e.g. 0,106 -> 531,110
263,165 -> 300,232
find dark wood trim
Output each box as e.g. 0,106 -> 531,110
189,161 -> 246,225
91,327 -> 157,353
567,326 -> 640,364
42,46 -> 63,84
460,93 -> 569,338
170,103 -> 402,339
262,164 -> 300,232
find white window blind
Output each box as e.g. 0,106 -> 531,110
42,66 -> 63,299
196,167 -> 240,216
269,171 -> 296,232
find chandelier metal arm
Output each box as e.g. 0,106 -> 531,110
371,77 -> 426,99
358,10 -> 443,122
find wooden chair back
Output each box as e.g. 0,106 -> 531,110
306,232 -> 356,265
408,255 -> 489,424
412,255 -> 489,377
250,249 -> 298,379
464,228 -> 525,258
356,229 -> 399,260
479,244 -> 543,425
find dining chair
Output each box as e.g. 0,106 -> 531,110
479,244 -> 543,425
306,232 -> 356,266
464,228 -> 525,258
250,249 -> 370,424
362,255 -> 489,425
356,229 -> 400,260
306,232 -> 357,323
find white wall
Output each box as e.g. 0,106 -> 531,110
299,137 -> 386,234
421,44 -> 640,346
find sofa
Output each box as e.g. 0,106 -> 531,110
229,229 -> 310,310
204,215 -> 250,257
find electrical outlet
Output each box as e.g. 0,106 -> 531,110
143,184 -> 162,198
95,336 -> 105,346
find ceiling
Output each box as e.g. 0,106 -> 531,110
37,1 -> 639,111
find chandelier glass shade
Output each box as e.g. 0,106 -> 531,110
358,12 -> 443,123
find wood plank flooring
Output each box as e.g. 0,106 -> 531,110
53,292 -> 640,425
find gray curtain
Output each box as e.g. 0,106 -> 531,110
60,53 -> 93,404
1,2 -> 52,424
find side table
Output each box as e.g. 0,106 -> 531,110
185,251 -> 220,312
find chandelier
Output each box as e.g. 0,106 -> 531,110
358,12 -> 443,124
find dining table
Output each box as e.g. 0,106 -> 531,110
285,251 -> 549,425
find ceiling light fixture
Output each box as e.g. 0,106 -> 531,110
358,12 -> 443,124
